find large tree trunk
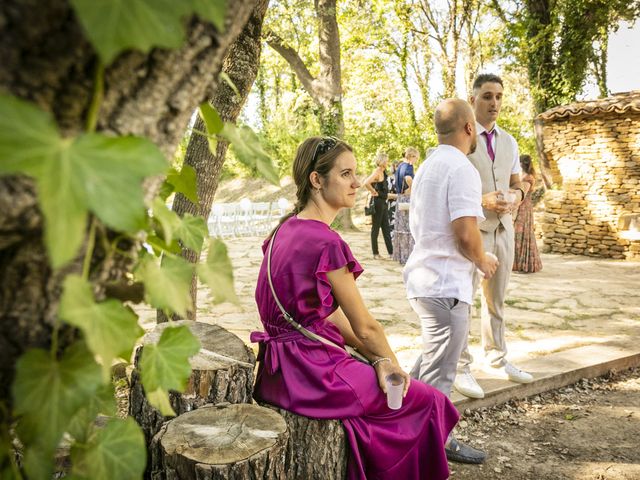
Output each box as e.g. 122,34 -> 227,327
0,0 -> 258,411
159,0 -> 270,322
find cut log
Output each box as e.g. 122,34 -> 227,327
129,321 -> 255,446
150,403 -> 288,480
263,404 -> 348,480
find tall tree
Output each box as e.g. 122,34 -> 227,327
265,0 -> 344,136
164,0 -> 271,322
0,0 -> 257,413
494,0 -> 640,113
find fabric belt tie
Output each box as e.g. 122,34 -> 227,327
250,328 -> 313,375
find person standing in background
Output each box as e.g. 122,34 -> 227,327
513,154 -> 542,273
393,147 -> 418,264
454,74 -> 534,400
363,152 -> 394,259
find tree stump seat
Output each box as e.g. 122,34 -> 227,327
129,321 -> 255,445
261,403 -> 349,480
150,403 -> 288,480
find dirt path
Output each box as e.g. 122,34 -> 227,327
451,367 -> 640,480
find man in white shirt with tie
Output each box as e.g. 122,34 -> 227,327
454,73 -> 534,400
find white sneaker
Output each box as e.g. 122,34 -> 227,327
453,372 -> 485,399
485,362 -> 533,384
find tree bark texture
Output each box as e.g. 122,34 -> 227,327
0,0 -> 257,409
129,321 -> 255,447
150,404 -> 288,480
262,404 -> 348,480
160,0 -> 270,322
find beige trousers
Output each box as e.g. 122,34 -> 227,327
458,224 -> 515,371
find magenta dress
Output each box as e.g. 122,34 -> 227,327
251,216 -> 458,479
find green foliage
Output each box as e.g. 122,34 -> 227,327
70,418 -> 146,480
12,343 -> 102,480
59,275 -> 144,380
198,239 -> 239,304
139,326 -> 201,416
166,165 -> 199,203
70,0 -> 228,64
0,94 -> 167,268
0,0 -> 281,476
135,255 -> 194,318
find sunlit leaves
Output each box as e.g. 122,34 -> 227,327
166,164 -> 198,203
70,0 -> 228,64
151,198 -> 182,245
220,124 -> 280,185
139,326 -> 200,416
70,418 -> 146,480
59,275 -> 144,380
135,255 -> 193,317
198,238 -> 238,304
0,95 -> 166,268
199,102 -> 224,135
12,343 -> 102,480
176,214 -> 208,253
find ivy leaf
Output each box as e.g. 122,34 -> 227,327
70,0 -> 187,64
12,343 -> 102,479
76,133 -> 167,233
192,0 -> 227,31
0,95 -> 167,268
67,383 -> 117,444
70,418 -> 145,480
135,255 -> 193,317
166,165 -> 198,203
199,102 -> 224,135
197,238 -> 238,304
145,234 -> 181,256
219,123 -> 280,186
139,326 -> 200,416
175,214 -> 208,253
151,198 -> 182,245
59,275 -> 144,381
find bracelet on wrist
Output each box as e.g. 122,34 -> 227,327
371,357 -> 391,368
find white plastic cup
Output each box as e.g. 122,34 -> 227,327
476,252 -> 498,279
385,373 -> 404,410
502,189 -> 517,204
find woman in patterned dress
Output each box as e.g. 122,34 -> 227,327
513,154 -> 543,273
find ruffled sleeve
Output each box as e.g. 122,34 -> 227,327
315,235 -> 364,308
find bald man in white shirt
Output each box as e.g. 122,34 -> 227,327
404,98 -> 498,464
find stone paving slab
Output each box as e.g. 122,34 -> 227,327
452,344 -> 640,411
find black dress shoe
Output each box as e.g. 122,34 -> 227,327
445,438 -> 487,464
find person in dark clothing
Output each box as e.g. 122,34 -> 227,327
364,152 -> 395,259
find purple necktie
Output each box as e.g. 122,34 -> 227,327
482,130 -> 495,162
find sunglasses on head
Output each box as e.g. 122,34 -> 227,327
312,136 -> 340,165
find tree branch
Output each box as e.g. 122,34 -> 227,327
263,29 -> 319,101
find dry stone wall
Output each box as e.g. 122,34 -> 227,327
539,109 -> 640,260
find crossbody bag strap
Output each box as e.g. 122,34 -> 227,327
267,224 -> 369,363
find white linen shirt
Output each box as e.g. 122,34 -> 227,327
403,144 -> 485,305
476,122 -> 521,175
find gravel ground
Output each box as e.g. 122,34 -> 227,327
450,367 -> 640,480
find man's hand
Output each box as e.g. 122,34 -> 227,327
482,191 -> 510,214
477,253 -> 499,279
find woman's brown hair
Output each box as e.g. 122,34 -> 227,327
520,154 -> 535,176
270,136 -> 353,236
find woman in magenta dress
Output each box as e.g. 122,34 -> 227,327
513,154 -> 543,273
251,137 -> 459,480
